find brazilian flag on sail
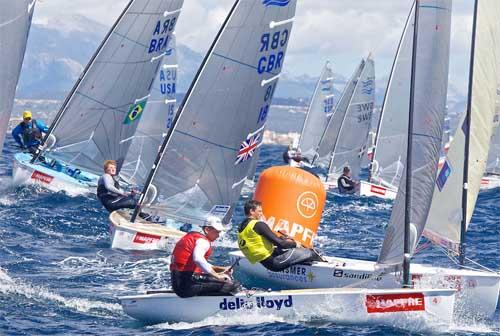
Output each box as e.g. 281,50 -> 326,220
124,101 -> 146,125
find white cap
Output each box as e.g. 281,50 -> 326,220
203,216 -> 226,232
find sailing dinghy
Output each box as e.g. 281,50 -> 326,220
109,0 -> 296,250
0,0 -> 35,155
119,1 -> 457,329
232,0 -> 500,319
317,55 -> 375,191
12,0 -> 184,195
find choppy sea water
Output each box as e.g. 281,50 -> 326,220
0,136 -> 498,335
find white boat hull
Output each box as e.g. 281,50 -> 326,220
359,180 -> 398,200
109,210 -> 186,251
12,152 -> 97,196
229,251 -> 500,318
480,174 -> 500,190
119,287 -> 455,329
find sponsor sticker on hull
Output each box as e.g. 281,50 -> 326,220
219,295 -> 293,311
365,293 -> 425,313
370,185 -> 386,196
133,232 -> 161,244
31,170 -> 54,184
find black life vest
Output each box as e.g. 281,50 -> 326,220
20,120 -> 42,145
97,174 -> 121,200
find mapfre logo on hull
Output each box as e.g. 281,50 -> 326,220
365,293 -> 425,313
31,170 -> 54,184
133,232 -> 161,244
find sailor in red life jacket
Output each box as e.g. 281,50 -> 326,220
170,216 -> 240,298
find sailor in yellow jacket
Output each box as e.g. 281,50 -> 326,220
237,200 -> 323,272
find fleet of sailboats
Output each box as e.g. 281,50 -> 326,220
2,0 -> 498,330
231,0 -> 500,319
118,0 -> 457,327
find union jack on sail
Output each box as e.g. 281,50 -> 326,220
235,132 -> 261,165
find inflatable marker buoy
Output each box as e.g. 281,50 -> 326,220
254,166 -> 326,248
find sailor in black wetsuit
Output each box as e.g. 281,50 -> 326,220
97,160 -> 137,212
337,166 -> 359,194
237,200 -> 323,272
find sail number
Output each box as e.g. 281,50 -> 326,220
324,97 -> 334,114
356,102 -> 374,123
149,18 -> 177,53
258,30 -> 289,74
257,83 -> 277,123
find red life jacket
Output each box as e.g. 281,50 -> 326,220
170,232 -> 212,273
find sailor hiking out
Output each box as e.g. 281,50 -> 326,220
97,160 -> 138,212
12,110 -> 49,153
170,217 -> 239,298
238,200 -> 323,272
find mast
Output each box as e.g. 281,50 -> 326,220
460,0 -> 479,265
370,3 -> 415,181
31,0 -> 135,163
403,0 -> 420,288
131,0 -> 240,222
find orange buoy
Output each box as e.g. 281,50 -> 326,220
254,166 -> 326,248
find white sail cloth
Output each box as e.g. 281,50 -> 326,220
327,55 -> 375,180
120,36 -> 178,186
315,60 -> 365,168
0,0 -> 35,154
370,4 -> 415,189
423,0 -> 500,250
42,0 -> 184,176
378,0 -> 452,266
138,0 -> 298,226
298,61 -> 334,161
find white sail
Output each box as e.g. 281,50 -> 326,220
423,0 -> 500,251
136,0 -> 298,226
370,3 -> 415,189
314,60 -> 365,167
0,0 -> 35,153
327,55 -> 375,180
40,0 -> 184,175
378,0 -> 452,266
120,36 -> 178,186
298,61 -> 334,160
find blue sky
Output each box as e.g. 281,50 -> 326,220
34,0 -> 474,93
